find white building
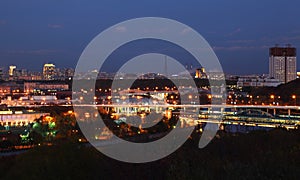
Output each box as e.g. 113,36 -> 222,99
269,46 -> 297,83
237,77 -> 281,87
0,110 -> 49,127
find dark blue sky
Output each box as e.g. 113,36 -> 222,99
1,0 -> 300,74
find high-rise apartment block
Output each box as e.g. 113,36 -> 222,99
43,63 -> 56,80
269,45 -> 297,83
9,65 -> 16,76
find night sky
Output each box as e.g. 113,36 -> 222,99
1,0 -> 300,74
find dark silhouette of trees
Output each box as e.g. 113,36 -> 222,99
1,128 -> 300,179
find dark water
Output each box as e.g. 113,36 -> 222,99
224,124 -> 272,133
0,150 -> 28,157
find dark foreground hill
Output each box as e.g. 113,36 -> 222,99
1,129 -> 300,180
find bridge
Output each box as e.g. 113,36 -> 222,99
8,104 -> 300,130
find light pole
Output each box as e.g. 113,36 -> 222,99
207,94 -> 212,104
292,95 -> 296,106
270,95 -> 275,105
228,95 -> 232,104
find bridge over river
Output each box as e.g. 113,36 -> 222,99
8,104 -> 300,130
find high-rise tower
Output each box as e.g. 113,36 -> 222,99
43,63 -> 56,80
9,65 -> 16,76
269,45 -> 297,83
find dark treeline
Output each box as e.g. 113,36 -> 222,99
1,128 -> 300,179
71,79 -> 236,91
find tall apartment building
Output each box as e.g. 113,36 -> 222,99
269,46 -> 297,83
9,65 -> 16,76
43,63 -> 56,80
0,67 -> 4,80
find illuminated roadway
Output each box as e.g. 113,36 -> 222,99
7,104 -> 300,129
9,104 -> 300,110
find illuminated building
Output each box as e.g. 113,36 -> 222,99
43,63 -> 56,80
24,81 -> 69,93
0,110 -> 49,127
195,67 -> 206,79
237,77 -> 281,87
269,45 -> 297,83
9,65 -> 16,76
108,89 -> 168,118
0,85 -> 10,96
297,72 -> 300,78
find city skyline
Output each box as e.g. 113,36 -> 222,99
1,1 -> 300,74
0,44 -> 298,77
1,1 -> 300,178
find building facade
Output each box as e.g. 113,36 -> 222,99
8,65 -> 16,76
43,63 -> 56,80
0,110 -> 49,127
24,81 -> 69,93
237,77 -> 281,87
269,46 -> 297,83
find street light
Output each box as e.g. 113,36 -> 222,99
292,95 -> 296,106
270,95 -> 275,105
